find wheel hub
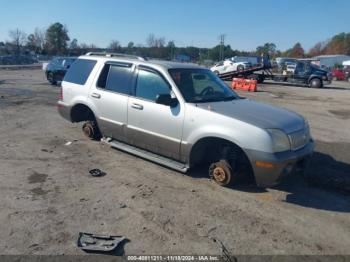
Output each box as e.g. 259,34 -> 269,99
213,167 -> 227,182
83,125 -> 93,137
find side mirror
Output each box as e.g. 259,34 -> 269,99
156,94 -> 178,107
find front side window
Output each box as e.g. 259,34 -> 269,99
169,68 -> 238,103
135,69 -> 171,101
97,63 -> 133,95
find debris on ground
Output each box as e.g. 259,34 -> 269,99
210,237 -> 236,262
89,169 -> 106,177
77,232 -> 125,252
64,141 -> 72,146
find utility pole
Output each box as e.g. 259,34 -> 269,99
219,34 -> 226,61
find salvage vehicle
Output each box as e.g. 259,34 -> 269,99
46,57 -> 76,85
57,52 -> 314,187
210,60 -> 251,75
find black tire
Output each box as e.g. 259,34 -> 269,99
309,78 -> 322,88
214,70 -> 220,76
209,160 -> 236,187
82,120 -> 101,140
237,65 -> 244,71
47,72 -> 57,85
257,75 -> 265,84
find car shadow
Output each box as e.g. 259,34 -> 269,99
190,151 -> 350,213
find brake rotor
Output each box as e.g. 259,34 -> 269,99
213,166 -> 227,182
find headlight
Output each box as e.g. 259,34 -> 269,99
267,129 -> 291,152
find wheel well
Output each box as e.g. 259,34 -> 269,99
189,137 -> 247,165
70,104 -> 95,123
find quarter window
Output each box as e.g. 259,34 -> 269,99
63,59 -> 96,85
135,69 -> 171,101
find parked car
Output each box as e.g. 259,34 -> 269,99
332,68 -> 345,81
210,60 -> 251,75
343,67 -> 350,82
45,57 -> 76,85
58,53 -> 314,187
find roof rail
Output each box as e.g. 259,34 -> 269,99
85,52 -> 147,61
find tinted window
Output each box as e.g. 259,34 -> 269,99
64,59 -> 96,85
135,69 -> 170,101
100,64 -> 133,95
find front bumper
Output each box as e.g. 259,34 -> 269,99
245,140 -> 314,187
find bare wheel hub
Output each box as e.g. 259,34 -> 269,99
213,167 -> 227,182
83,124 -> 93,137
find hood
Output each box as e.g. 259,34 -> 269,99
196,98 -> 305,134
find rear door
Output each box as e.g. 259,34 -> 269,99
126,66 -> 184,160
90,62 -> 135,142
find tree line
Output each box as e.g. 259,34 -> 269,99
1,22 -> 350,62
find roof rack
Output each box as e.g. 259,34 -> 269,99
85,52 -> 147,61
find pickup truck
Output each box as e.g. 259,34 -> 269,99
57,52 -> 314,187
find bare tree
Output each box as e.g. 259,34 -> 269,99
9,28 -> 27,54
146,34 -> 156,47
108,40 -> 121,52
146,34 -> 166,48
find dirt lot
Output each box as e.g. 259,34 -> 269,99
0,69 -> 350,256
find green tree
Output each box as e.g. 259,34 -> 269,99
256,43 -> 277,57
45,22 -> 70,55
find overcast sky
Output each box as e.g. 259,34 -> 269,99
0,0 -> 349,51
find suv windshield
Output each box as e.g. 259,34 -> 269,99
169,68 -> 238,103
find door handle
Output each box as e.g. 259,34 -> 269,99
131,103 -> 143,110
91,93 -> 101,99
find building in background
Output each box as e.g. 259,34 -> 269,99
312,55 -> 350,69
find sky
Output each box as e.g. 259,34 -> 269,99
0,0 -> 349,52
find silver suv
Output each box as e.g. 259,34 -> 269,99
58,53 -> 314,187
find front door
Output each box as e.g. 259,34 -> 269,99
127,66 -> 184,160
90,62 -> 135,142
293,62 -> 311,84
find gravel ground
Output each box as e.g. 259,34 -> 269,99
0,69 -> 349,256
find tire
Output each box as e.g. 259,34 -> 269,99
257,75 -> 265,84
237,65 -> 244,71
47,72 -> 57,85
214,70 -> 220,76
309,78 -> 322,88
209,160 -> 236,187
82,120 -> 101,140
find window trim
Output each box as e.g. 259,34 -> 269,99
95,61 -> 135,96
132,65 -> 174,103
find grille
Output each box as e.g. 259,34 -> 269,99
288,128 -> 310,151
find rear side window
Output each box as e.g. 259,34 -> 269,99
97,63 -> 133,95
64,59 -> 96,85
